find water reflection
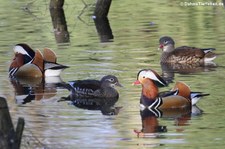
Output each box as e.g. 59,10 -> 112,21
161,62 -> 217,74
160,62 -> 217,83
134,109 -> 167,138
9,76 -> 63,104
134,106 -> 202,138
59,95 -> 122,115
93,17 -> 114,42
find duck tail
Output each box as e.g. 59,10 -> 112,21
201,48 -> 216,53
56,82 -> 73,91
191,92 -> 210,98
58,96 -> 71,102
204,52 -> 217,62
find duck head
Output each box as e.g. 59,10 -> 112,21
133,69 -> 167,100
9,43 -> 44,77
159,36 -> 175,52
13,43 -> 35,60
100,75 -> 123,88
9,44 -> 35,76
133,69 -> 167,87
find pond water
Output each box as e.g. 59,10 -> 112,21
1,0 -> 225,148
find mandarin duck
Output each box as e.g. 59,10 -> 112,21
9,43 -> 68,78
60,75 -> 122,99
159,36 -> 216,64
133,69 -> 209,110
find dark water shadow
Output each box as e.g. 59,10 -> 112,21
134,105 -> 202,138
93,17 -> 114,42
9,76 -> 64,104
59,94 -> 122,115
160,62 -> 217,84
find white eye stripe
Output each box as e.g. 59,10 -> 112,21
139,70 -> 165,85
14,46 -> 33,59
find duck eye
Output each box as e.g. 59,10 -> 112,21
143,76 -> 145,78
109,78 -> 114,82
164,40 -> 168,44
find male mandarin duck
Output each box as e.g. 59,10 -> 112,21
133,69 -> 209,110
159,36 -> 216,64
9,43 -> 68,77
61,75 -> 122,99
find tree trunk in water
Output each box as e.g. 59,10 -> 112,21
49,0 -> 70,43
94,0 -> 112,18
50,0 -> 64,9
49,8 -> 70,43
0,97 -> 25,149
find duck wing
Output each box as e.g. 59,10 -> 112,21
43,48 -> 57,63
174,46 -> 205,58
158,90 -> 179,97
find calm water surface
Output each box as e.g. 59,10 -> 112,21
1,0 -> 225,148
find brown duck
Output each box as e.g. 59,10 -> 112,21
159,36 -> 216,64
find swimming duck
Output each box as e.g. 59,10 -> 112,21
9,43 -> 68,77
133,69 -> 191,110
61,75 -> 122,98
159,36 -> 216,64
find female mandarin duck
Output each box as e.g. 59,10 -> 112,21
133,69 -> 209,110
159,36 -> 216,64
62,75 -> 122,99
9,43 -> 68,77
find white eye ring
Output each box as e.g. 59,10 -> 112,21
109,78 -> 114,82
106,78 -> 115,82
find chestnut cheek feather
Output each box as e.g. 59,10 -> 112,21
10,54 -> 24,69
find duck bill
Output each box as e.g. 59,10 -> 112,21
116,82 -> 123,87
132,80 -> 141,85
158,44 -> 163,50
